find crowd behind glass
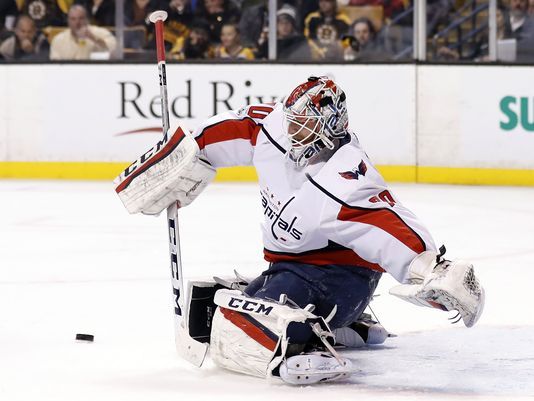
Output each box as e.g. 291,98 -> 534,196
1,0 -> 533,62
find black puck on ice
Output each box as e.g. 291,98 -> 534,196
75,333 -> 94,342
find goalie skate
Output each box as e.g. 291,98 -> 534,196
334,313 -> 393,348
279,352 -> 353,385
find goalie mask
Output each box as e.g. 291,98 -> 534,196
283,76 -> 349,166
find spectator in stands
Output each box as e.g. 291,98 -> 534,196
1,0 -> 19,40
275,5 -> 312,60
136,0 -> 171,51
49,4 -> 116,59
0,14 -> 49,60
343,0 -> 406,20
215,22 -> 254,59
238,0 -> 267,48
125,0 -> 164,26
256,4 -> 312,60
74,0 -> 115,26
436,6 -> 506,61
21,0 -> 69,29
504,0 -> 534,61
283,0 -> 318,30
168,0 -> 194,23
529,0 -> 534,16
304,0 -> 350,60
195,0 -> 240,43
164,0 -> 194,46
351,17 -> 376,48
171,18 -> 214,59
239,1 -> 310,56
346,16 -> 390,61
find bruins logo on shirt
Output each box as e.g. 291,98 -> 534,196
316,23 -> 339,45
27,0 -> 47,20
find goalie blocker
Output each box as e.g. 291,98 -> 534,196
114,125 -> 216,215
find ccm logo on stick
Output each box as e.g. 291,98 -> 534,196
227,297 -> 273,315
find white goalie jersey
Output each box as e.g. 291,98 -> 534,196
192,102 -> 437,284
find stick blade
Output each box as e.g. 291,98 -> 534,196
175,326 -> 209,367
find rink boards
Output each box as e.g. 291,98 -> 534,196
0,64 -> 533,185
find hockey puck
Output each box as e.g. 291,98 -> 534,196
75,333 -> 94,342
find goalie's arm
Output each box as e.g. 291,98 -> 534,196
191,107 -> 265,168
307,171 -> 484,328
305,163 -> 437,284
114,107 -> 265,215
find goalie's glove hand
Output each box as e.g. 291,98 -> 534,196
389,248 -> 485,327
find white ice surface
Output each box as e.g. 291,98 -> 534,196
1,181 -> 534,401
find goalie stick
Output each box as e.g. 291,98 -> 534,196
148,10 -> 209,367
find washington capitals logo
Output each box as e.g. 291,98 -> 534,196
339,160 -> 367,180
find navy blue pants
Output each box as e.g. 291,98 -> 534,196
244,262 -> 382,344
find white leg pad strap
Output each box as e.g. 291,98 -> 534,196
114,124 -> 216,215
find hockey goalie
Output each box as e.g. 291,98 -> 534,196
114,76 -> 485,384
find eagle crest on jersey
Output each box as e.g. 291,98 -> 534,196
283,76 -> 349,166
339,160 -> 368,180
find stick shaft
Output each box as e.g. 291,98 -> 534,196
153,18 -> 170,134
151,13 -> 185,325
167,203 -> 185,323
149,11 -> 207,366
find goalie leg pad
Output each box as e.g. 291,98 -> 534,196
186,280 -> 226,344
114,125 -> 216,215
210,306 -> 285,378
210,289 -> 321,379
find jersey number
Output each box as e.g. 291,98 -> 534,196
247,105 -> 274,120
369,190 -> 396,207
